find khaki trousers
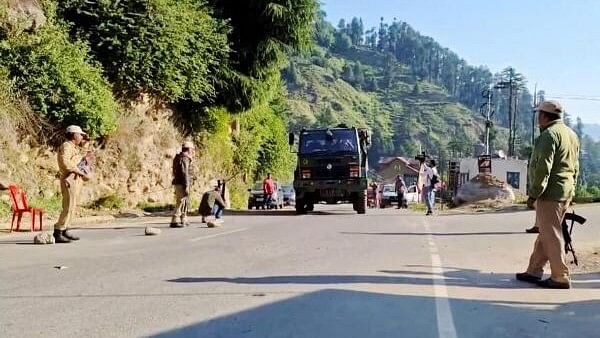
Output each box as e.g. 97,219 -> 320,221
172,185 -> 189,223
54,177 -> 82,231
526,199 -> 570,283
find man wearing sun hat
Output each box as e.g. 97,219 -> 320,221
170,141 -> 196,227
516,100 -> 580,289
53,125 -> 91,243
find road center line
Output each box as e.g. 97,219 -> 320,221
189,228 -> 248,242
424,222 -> 458,338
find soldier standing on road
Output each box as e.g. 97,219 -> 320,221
53,126 -> 90,243
262,173 -> 275,209
516,100 -> 580,289
170,141 -> 196,228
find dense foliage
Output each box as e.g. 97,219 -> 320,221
0,4 -> 117,137
311,14 -> 535,157
57,0 -> 230,103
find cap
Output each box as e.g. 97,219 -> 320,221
537,100 -> 563,115
65,125 -> 87,135
182,141 -> 195,150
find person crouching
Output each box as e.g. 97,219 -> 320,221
199,183 -> 226,225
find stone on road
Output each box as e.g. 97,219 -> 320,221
1,205 -> 599,338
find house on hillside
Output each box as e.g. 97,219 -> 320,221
458,158 -> 528,196
377,157 -> 421,186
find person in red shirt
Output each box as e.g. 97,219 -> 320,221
263,173 -> 275,209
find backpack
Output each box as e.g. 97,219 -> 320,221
430,174 -> 439,187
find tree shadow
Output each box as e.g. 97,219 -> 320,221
149,289 -> 600,338
341,231 -> 526,236
166,266 -> 600,289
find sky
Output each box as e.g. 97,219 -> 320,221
322,0 -> 600,124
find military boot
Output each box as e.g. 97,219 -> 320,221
63,230 -> 80,241
53,229 -> 71,243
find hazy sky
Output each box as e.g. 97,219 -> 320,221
323,0 -> 600,124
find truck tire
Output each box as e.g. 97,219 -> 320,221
295,199 -> 307,214
356,191 -> 367,214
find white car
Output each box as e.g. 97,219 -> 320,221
381,184 -> 420,207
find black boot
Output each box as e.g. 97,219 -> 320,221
53,230 -> 71,244
63,230 -> 80,241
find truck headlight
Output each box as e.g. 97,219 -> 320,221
301,169 -> 311,179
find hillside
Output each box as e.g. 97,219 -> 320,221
584,123 -> 600,141
0,0 -> 316,217
284,45 -> 508,169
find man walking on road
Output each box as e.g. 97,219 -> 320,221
424,160 -> 438,215
517,100 -> 580,289
263,173 -> 275,209
171,141 -> 196,228
54,126 -> 90,243
394,175 -> 407,209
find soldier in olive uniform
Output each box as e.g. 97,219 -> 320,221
516,101 -> 580,289
171,141 -> 196,227
54,126 -> 90,243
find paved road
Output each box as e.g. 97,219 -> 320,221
1,205 -> 599,338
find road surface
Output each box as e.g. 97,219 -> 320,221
1,205 -> 599,337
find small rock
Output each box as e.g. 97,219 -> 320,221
145,227 -> 161,236
207,220 -> 223,228
34,232 -> 55,244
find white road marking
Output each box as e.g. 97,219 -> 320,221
189,228 -> 248,242
424,222 -> 458,338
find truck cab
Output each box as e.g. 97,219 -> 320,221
290,126 -> 370,214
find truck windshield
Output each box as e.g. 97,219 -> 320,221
299,129 -> 358,155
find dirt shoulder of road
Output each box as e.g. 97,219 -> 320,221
572,247 -> 600,274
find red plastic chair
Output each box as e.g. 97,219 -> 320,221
8,185 -> 43,233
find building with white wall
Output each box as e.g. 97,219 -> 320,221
459,158 -> 528,196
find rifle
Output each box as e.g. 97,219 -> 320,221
562,211 -> 587,266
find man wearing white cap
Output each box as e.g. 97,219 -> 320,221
516,100 -> 580,289
171,141 -> 196,227
53,125 -> 90,243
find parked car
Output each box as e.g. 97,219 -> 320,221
380,184 -> 420,208
380,184 -> 397,208
405,185 -> 420,204
248,182 -> 284,210
281,185 -> 296,206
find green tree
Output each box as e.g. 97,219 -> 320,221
353,62 -> 365,88
58,0 -> 230,103
334,32 -> 352,52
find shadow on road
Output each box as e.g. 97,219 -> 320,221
149,289 -> 600,338
341,231 -> 526,236
225,209 -> 358,217
166,266 -> 600,289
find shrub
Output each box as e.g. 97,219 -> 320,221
0,23 -> 118,137
57,0 -> 230,103
90,194 -> 125,210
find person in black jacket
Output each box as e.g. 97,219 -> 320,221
170,141 -> 196,228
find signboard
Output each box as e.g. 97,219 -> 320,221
478,155 -> 492,174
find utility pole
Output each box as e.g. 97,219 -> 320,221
480,85 -> 495,155
531,84 -> 537,146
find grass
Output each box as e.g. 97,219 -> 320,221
89,194 -> 125,210
409,203 -> 427,213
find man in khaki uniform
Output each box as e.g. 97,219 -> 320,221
517,100 -> 580,289
170,141 -> 196,228
54,126 -> 90,243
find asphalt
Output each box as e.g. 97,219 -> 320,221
1,204 -> 599,338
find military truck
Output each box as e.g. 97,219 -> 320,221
289,126 -> 370,214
